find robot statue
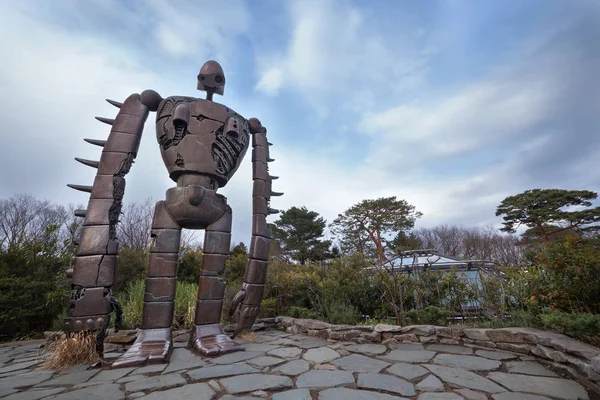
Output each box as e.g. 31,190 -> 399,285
63,60 -> 281,368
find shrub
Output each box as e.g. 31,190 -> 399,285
406,306 -> 451,326
540,309 -> 600,345
325,302 -> 360,325
259,298 -> 278,318
177,247 -> 203,284
283,306 -> 319,320
114,247 -> 148,293
0,277 -> 64,337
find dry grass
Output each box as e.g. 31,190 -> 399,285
41,332 -> 99,371
239,331 -> 256,342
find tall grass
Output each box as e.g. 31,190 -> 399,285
117,279 -> 199,330
174,281 -> 198,329
118,280 -> 144,329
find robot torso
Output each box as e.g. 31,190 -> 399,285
155,96 -> 251,187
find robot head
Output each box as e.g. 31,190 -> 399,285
197,60 -> 225,96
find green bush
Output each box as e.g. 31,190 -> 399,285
0,277 -> 63,337
474,310 -> 542,330
259,298 -> 278,318
283,306 -> 319,319
114,247 -> 148,293
540,309 -> 600,345
325,302 -> 360,325
177,247 -> 203,284
406,306 -> 451,326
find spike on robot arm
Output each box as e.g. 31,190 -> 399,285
230,118 -> 283,338
64,90 -> 162,337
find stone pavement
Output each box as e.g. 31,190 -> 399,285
0,330 -> 595,400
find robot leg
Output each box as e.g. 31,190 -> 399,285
111,201 -> 181,368
190,206 -> 244,356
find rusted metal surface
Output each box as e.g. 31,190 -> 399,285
65,61 -> 281,368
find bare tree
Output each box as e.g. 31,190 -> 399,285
58,203 -> 85,258
0,194 -> 68,251
117,197 -> 201,252
413,224 -> 524,266
180,229 -> 201,250
117,198 -> 155,251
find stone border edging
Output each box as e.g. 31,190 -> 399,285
251,316 -> 600,386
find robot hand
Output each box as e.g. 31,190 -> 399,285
229,288 -> 260,338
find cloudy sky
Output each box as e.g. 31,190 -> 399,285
1,0 -> 599,246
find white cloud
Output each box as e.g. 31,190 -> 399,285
253,0 -> 432,111
255,67 -> 284,96
360,73 -> 555,171
146,0 -> 250,61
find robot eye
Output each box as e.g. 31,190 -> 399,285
214,75 -> 223,84
200,75 -> 205,81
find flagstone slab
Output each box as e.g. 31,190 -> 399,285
131,363 -> 167,375
382,350 -> 436,363
45,383 -> 125,400
504,361 -> 559,377
272,359 -> 310,376
295,340 -> 331,349
243,343 -> 282,352
3,387 -> 67,400
487,372 -> 589,400
0,370 -> 54,393
124,373 -> 187,393
424,364 -> 506,393
389,343 -> 425,350
427,344 -> 473,355
332,354 -> 390,373
162,349 -> 207,374
88,367 -> 135,382
455,389 -> 488,400
433,354 -> 502,371
296,370 -> 355,388
416,374 -> 444,392
219,373 -> 292,394
272,388 -> 312,400
0,360 -> 41,375
319,387 -> 408,400
137,382 -> 215,400
304,347 -> 341,364
386,362 -> 429,380
187,363 -> 259,380
492,393 -> 552,400
211,351 -> 263,365
357,373 -> 416,396
248,356 -> 286,367
475,350 -> 518,361
345,344 -> 387,355
267,347 -> 302,359
35,369 -> 99,386
418,394 -> 464,400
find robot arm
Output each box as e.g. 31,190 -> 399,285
229,118 -> 282,338
64,90 -> 162,335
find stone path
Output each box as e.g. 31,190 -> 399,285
0,330 -> 595,399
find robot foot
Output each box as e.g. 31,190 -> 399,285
111,328 -> 173,369
190,323 -> 244,357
